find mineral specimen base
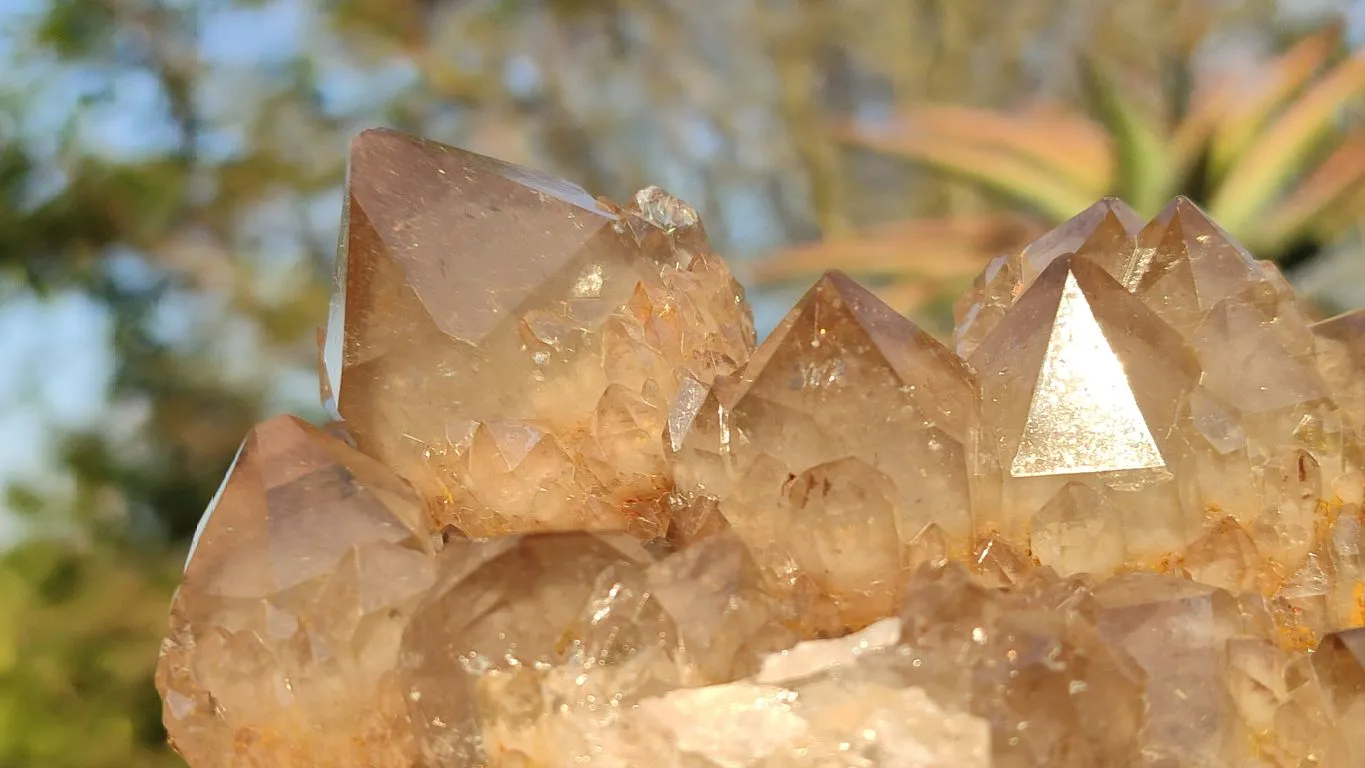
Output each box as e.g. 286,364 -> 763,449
157,128 -> 1365,768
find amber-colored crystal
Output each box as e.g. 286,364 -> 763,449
952,197 -> 1144,357
159,132 -> 1365,768
325,129 -> 752,538
970,254 -> 1203,559
673,271 -> 975,628
1315,309 -> 1365,428
157,416 -> 435,767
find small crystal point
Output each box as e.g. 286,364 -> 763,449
1131,196 -> 1270,332
158,415 -> 434,767
952,197 -> 1144,356
972,254 -> 1203,556
1022,196 -> 1144,276
675,271 -> 975,625
325,129 -> 753,537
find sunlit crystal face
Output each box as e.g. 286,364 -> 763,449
162,133 -> 1365,768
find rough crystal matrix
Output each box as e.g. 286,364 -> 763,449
158,130 -> 1365,767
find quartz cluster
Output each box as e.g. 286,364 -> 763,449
158,129 -> 1365,767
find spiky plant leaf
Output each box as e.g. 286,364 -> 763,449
1253,130 -> 1365,251
751,215 -> 1044,284
1209,25 -> 1343,176
1210,49 -> 1365,234
834,117 -> 1099,221
1079,56 -> 1170,214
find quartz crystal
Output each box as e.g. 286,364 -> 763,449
160,132 -> 1365,767
324,129 -> 752,538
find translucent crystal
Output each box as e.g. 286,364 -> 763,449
325,129 -> 753,537
157,416 -> 436,768
952,197 -> 1144,357
970,254 -> 1204,559
1315,308 -> 1365,428
159,137 -> 1365,768
673,271 -> 975,628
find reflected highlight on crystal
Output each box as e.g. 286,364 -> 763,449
1011,269 -> 1164,477
159,132 -> 1365,768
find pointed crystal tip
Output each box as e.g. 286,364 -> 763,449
164,149 -> 1365,768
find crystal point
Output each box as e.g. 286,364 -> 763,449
674,271 -> 975,627
164,146 -> 1365,768
326,131 -> 753,537
158,415 -> 435,767
953,197 -> 1144,356
972,254 -> 1203,556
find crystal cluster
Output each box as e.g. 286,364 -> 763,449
158,129 -> 1365,767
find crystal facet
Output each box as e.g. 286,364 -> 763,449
327,129 -> 752,537
158,416 -> 435,767
159,131 -> 1365,768
971,254 -> 1203,558
673,271 -> 975,628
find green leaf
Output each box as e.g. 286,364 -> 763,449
1079,57 -> 1171,215
1209,25 -> 1343,177
833,119 -> 1098,222
1210,50 -> 1365,235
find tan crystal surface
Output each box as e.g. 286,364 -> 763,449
951,197 -> 1144,358
971,254 -> 1204,559
160,133 -> 1365,768
157,416 -> 435,768
325,129 -> 753,538
1314,308 -> 1365,429
673,271 -> 975,628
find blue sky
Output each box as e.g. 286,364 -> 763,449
0,0 -> 322,542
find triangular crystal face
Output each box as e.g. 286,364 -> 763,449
340,128 -> 617,346
952,197 -> 1144,357
182,415 -> 430,600
972,255 -> 1199,480
1129,197 -> 1270,333
674,271 -> 975,626
970,255 -> 1203,556
1021,197 -> 1145,279
1012,268 -> 1164,477
742,271 -> 976,443
325,128 -> 651,410
320,129 -> 754,536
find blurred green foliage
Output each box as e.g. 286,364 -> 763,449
0,542 -> 182,768
0,0 -> 1354,765
760,24 -> 1365,321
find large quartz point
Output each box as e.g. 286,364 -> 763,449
156,416 -> 436,768
324,130 -> 753,538
673,271 -> 975,628
158,129 -> 1365,768
970,254 -> 1204,563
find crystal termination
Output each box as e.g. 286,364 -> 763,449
158,130 -> 1365,767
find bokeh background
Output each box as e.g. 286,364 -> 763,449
3,0 -> 1365,765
